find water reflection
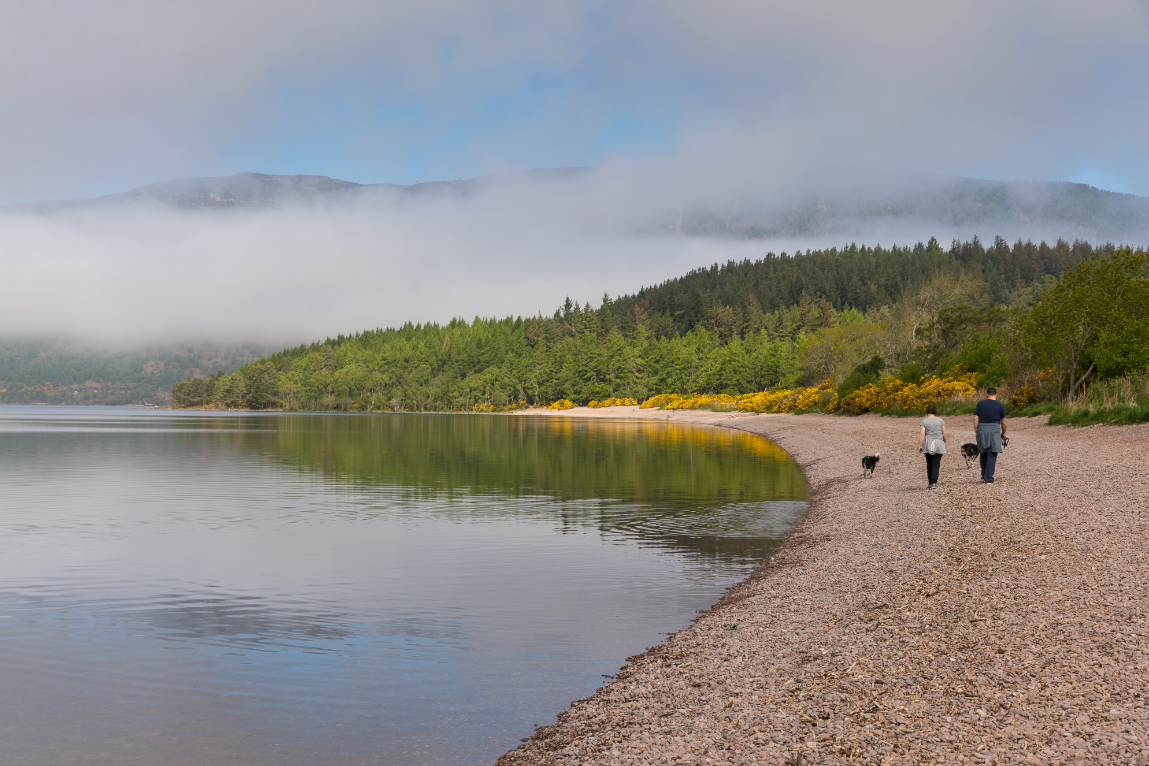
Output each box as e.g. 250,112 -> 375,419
0,406 -> 805,765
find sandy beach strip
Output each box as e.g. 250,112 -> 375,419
500,408 -> 1149,765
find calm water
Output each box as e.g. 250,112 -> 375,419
0,407 -> 806,765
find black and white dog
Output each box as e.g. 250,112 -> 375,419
861,453 -> 880,478
960,443 -> 979,469
961,437 -> 1009,469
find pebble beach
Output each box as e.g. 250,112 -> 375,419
501,409 -> 1149,765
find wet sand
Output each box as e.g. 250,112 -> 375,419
502,408 -> 1149,765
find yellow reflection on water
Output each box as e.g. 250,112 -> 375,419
538,418 -> 792,463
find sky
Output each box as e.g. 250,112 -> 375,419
2,1 -> 1149,342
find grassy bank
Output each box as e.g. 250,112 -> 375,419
1046,371 -> 1149,425
1047,405 -> 1149,426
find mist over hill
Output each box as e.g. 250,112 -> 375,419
5,169 -> 587,213
0,338 -> 267,405
7,169 -> 1149,244
674,177 -> 1149,244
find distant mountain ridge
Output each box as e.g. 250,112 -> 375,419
7,169 -> 1149,243
679,177 -> 1149,243
6,169 -> 586,213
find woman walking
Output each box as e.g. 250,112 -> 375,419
918,403 -> 947,489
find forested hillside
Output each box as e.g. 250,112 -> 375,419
172,236 -> 1146,412
0,339 -> 267,405
611,235 -> 1087,337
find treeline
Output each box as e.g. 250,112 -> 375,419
172,236 -> 1147,412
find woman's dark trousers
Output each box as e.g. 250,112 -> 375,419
979,451 -> 998,483
925,453 -> 942,485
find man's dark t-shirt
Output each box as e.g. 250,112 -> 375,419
974,399 -> 1007,423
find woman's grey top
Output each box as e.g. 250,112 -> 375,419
921,416 -> 946,454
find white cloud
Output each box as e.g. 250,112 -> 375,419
2,1 -> 1148,202
0,179 -> 729,342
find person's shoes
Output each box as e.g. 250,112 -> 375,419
928,483 -> 937,489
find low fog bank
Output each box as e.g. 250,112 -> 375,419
0,180 -> 724,344
3,169 -> 1147,347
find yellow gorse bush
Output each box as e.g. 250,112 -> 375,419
588,397 -> 639,408
737,388 -> 795,413
473,402 -> 496,412
641,392 -> 743,410
664,393 -> 737,410
628,368 -> 975,417
737,380 -> 833,414
550,399 -> 576,410
1011,385 -> 1035,409
795,380 -> 833,411
839,365 -> 977,414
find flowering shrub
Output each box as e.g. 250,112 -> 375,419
795,380 -> 834,410
665,393 -> 737,410
550,399 -> 576,410
1011,385 -> 1035,409
473,402 -> 496,412
589,397 -> 638,408
839,365 -> 978,414
501,400 -> 529,411
737,380 -> 832,414
632,371 -> 976,418
737,388 -> 796,413
641,392 -> 740,410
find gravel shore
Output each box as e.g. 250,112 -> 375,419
500,409 -> 1149,765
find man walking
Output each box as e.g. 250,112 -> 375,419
973,387 -> 1007,483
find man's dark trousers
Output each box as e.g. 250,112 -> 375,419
980,451 -> 998,483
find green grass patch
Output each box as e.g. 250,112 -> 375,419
1009,401 -> 1060,418
1048,404 -> 1149,427
934,400 -> 977,417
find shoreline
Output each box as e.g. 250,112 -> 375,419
501,408 -> 1149,764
